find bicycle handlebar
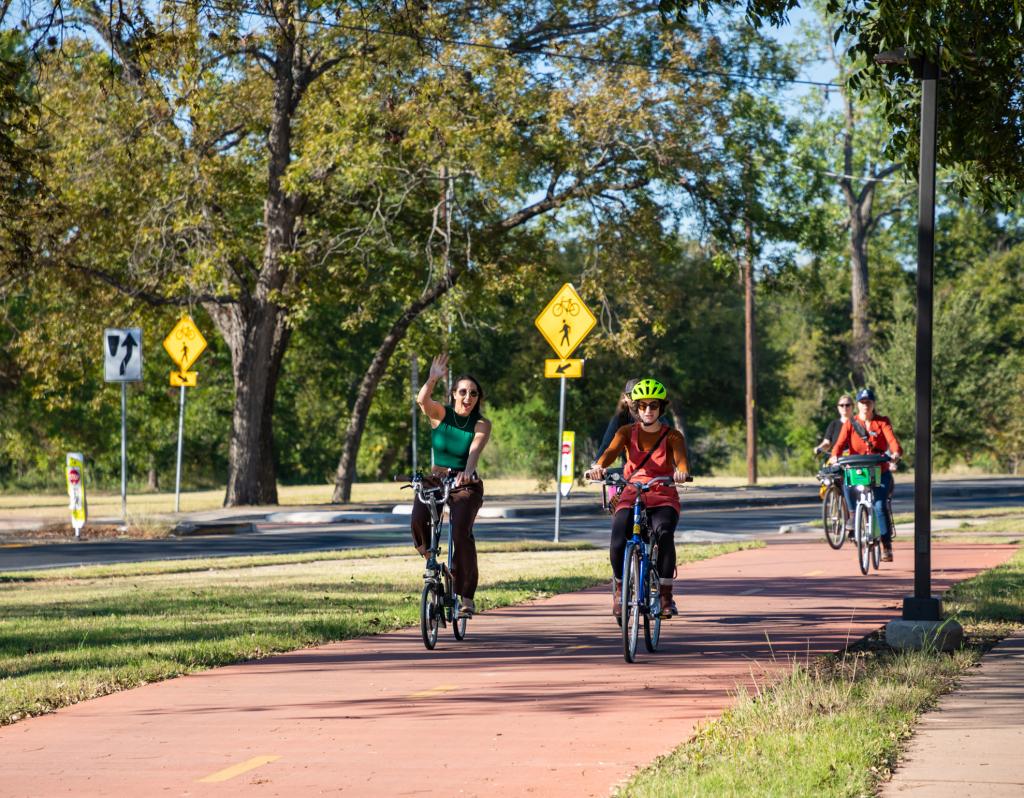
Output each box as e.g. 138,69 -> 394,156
588,473 -> 690,489
394,470 -> 459,507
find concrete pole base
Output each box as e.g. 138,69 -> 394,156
886,618 -> 964,652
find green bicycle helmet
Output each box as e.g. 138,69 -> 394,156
630,378 -> 667,402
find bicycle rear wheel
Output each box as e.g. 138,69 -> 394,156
823,486 -> 845,549
856,504 -> 871,575
420,582 -> 440,650
643,549 -> 661,653
870,536 -> 881,570
622,546 -> 641,663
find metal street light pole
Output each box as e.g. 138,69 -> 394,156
905,52 -> 942,621
872,47 -> 943,623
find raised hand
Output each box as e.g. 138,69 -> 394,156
429,353 -> 448,382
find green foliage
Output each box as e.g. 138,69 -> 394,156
867,243 -> 1024,470
480,396 -> 558,479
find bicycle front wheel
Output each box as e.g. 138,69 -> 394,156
856,504 -> 871,575
622,546 -> 641,663
823,486 -> 845,549
643,549 -> 661,653
420,582 -> 440,650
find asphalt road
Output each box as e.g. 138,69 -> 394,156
2,479 -> 1022,571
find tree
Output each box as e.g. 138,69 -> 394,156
663,0 -> 1024,200
787,10 -> 912,384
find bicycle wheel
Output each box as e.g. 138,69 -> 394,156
622,546 -> 641,663
823,486 -> 845,550
452,593 -> 468,640
855,504 -> 871,575
643,548 -> 661,653
420,582 -> 440,650
870,537 -> 881,570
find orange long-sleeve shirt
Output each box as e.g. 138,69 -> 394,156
831,415 -> 902,471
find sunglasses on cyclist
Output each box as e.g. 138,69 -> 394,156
636,401 -> 660,412
456,388 -> 479,398
838,403 -> 852,407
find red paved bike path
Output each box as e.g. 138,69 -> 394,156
2,542 -> 1015,797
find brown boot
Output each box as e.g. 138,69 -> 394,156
659,584 -> 678,618
612,579 -> 622,618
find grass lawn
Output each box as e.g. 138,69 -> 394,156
0,540 -> 761,727
619,537 -> 1024,797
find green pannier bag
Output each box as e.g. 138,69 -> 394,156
844,465 -> 880,487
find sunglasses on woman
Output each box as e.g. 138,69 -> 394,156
456,388 -> 479,398
636,401 -> 660,412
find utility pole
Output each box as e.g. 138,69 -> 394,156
743,214 -> 757,486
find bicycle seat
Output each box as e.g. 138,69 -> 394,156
837,454 -> 888,467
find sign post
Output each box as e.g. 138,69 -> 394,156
104,328 -> 143,523
535,283 -> 596,542
163,315 -> 208,513
65,452 -> 87,538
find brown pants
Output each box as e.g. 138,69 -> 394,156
411,474 -> 484,598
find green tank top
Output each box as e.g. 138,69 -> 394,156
431,406 -> 479,469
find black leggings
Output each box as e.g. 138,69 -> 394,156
610,506 -> 679,580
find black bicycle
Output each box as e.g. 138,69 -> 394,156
397,471 -> 468,650
817,461 -> 847,550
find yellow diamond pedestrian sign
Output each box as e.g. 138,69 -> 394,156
163,315 -> 207,372
534,283 -> 596,360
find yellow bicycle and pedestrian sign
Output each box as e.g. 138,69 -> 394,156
163,315 -> 207,386
534,283 -> 596,360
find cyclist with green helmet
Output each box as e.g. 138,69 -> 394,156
585,378 -> 691,618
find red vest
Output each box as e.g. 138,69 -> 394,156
620,424 -> 679,511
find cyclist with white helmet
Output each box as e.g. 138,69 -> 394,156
585,378 -> 690,618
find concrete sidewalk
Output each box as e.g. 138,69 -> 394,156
882,630 -> 1024,797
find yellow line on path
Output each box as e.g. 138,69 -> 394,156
803,570 -> 826,577
409,684 -> 458,699
198,755 -> 280,783
0,543 -> 31,548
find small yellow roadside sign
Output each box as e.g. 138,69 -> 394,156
163,315 -> 207,372
65,452 -> 87,533
534,283 -> 596,360
169,370 -> 198,387
544,358 -> 584,378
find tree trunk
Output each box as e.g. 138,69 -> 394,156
208,301 -> 289,505
209,13 -> 299,507
147,457 -> 159,491
849,218 -> 870,385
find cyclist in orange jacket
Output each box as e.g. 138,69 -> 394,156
829,388 -> 903,561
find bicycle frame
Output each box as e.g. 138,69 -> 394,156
404,473 -> 459,625
624,494 -> 657,617
615,475 -> 674,616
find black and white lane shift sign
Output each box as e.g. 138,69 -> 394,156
104,328 -> 143,382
